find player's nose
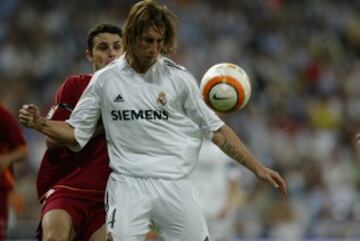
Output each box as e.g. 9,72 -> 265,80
148,42 -> 159,55
108,48 -> 118,59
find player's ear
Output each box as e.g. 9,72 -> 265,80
85,49 -> 93,62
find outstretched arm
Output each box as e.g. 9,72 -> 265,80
19,104 -> 77,146
212,124 -> 287,195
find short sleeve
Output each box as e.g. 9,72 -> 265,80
66,73 -> 102,151
48,76 -> 78,121
181,73 -> 224,138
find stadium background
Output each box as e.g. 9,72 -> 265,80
1,0 -> 359,240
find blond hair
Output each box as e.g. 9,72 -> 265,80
123,0 -> 178,57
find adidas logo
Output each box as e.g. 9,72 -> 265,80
113,94 -> 124,102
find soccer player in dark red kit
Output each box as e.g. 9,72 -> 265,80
0,104 -> 28,240
35,23 -> 123,241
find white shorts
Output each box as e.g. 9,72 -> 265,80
105,173 -> 210,241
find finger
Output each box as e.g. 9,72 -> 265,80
264,172 -> 279,188
272,174 -> 287,195
18,114 -> 34,127
19,117 -> 27,124
27,104 -> 39,112
19,108 -> 29,114
26,107 -> 38,115
19,115 -> 30,124
19,106 -> 34,115
22,104 -> 32,111
266,174 -> 280,190
18,112 -> 32,122
18,112 -> 30,122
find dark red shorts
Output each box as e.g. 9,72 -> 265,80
36,187 -> 105,241
0,191 -> 8,240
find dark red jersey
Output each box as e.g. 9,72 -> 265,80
0,104 -> 26,192
36,74 -> 111,201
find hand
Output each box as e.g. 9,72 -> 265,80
255,166 -> 287,195
18,104 -> 45,131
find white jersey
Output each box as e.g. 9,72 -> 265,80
67,55 -> 224,179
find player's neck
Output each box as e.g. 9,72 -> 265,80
126,54 -> 154,74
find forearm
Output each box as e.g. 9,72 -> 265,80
46,123 -> 102,149
46,136 -> 65,149
19,104 -> 77,147
36,117 -> 77,146
212,124 -> 263,175
213,125 -> 287,195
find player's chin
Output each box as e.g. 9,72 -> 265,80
145,56 -> 156,63
104,59 -> 115,66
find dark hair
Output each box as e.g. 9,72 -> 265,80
87,23 -> 123,51
124,0 -> 178,56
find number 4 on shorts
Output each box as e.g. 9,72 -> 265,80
108,208 -> 116,228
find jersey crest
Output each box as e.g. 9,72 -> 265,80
156,91 -> 167,107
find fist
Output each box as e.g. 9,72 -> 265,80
18,104 -> 42,130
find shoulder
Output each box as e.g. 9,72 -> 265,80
57,73 -> 92,93
91,56 -> 125,84
159,57 -> 198,89
62,73 -> 92,86
159,56 -> 195,81
53,73 -> 92,103
159,56 -> 187,72
162,57 -> 187,71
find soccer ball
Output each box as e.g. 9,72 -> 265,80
200,63 -> 251,112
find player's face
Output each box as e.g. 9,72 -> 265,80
86,33 -> 123,71
134,26 -> 164,72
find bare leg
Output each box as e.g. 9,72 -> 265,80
42,209 -> 76,241
89,224 -> 106,241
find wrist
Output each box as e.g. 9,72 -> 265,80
253,164 -> 265,177
35,117 -> 47,133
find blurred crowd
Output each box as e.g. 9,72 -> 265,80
0,0 -> 359,239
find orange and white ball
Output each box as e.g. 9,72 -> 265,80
200,63 -> 251,112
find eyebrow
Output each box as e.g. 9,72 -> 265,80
96,40 -> 122,46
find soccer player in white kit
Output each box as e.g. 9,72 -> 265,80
19,1 -> 287,240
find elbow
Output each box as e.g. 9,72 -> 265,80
45,137 -> 62,149
46,141 -> 55,149
45,138 -> 53,148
